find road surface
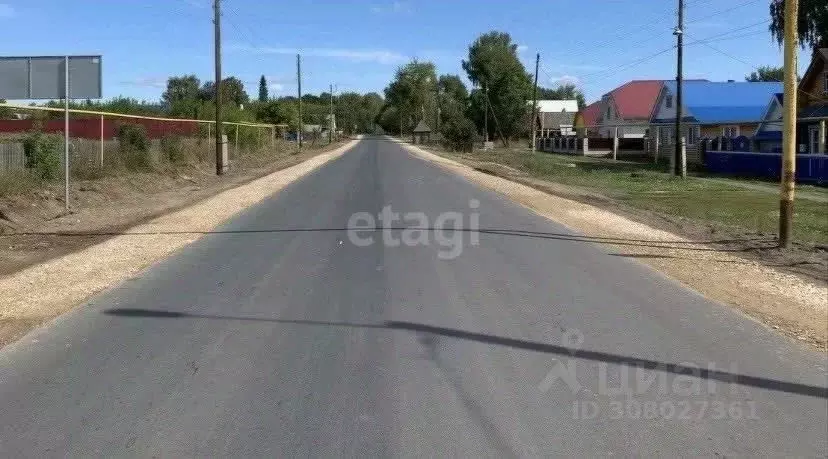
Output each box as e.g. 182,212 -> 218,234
1,137 -> 826,457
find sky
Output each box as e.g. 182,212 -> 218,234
0,0 -> 809,104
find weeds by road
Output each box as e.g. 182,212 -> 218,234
443,147 -> 828,247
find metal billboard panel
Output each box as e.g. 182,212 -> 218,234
0,55 -> 102,99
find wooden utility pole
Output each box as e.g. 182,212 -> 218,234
213,0 -> 224,175
297,54 -> 303,150
673,0 -> 685,178
329,83 -> 334,143
531,53 -> 540,152
484,84 -> 489,143
779,0 -> 799,248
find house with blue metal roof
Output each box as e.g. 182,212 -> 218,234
649,80 -> 783,157
797,48 -> 827,154
755,93 -> 784,153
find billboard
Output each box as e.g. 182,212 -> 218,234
0,56 -> 102,99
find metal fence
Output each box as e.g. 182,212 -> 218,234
0,142 -> 24,171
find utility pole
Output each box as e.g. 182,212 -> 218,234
484,84 -> 489,143
673,0 -> 685,178
213,0 -> 224,175
329,83 -> 334,143
779,0 -> 799,248
297,54 -> 302,150
434,80 -> 440,137
531,53 -> 540,152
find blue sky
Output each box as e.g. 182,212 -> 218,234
0,0 -> 807,104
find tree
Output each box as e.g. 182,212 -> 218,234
745,65 -> 786,82
200,77 -> 249,107
161,75 -> 201,107
384,60 -> 438,133
462,31 -> 531,144
438,74 -> 469,104
256,99 -> 297,128
258,75 -> 268,102
769,0 -> 827,49
538,84 -> 586,109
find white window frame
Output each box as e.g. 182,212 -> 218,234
809,126 -> 820,154
722,125 -> 740,138
662,127 -> 674,145
687,126 -> 700,145
666,95 -> 673,109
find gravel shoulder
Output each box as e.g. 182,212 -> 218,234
400,140 -> 828,350
0,139 -> 358,347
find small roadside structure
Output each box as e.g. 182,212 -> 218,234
412,120 -> 432,144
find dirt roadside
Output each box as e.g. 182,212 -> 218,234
400,141 -> 828,350
0,139 -> 357,347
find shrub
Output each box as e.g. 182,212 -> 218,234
440,116 -> 477,152
117,124 -> 152,170
161,134 -> 185,164
22,132 -> 62,180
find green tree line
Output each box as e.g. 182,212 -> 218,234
378,30 -> 587,149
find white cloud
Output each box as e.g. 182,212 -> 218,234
179,0 -> 208,8
0,3 -> 16,18
547,75 -> 581,86
268,83 -> 285,92
517,45 -> 529,53
370,1 -> 411,14
121,77 -> 167,88
229,44 -> 408,65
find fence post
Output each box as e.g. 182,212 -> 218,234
654,127 -> 660,164
681,136 -> 687,178
99,115 -> 104,167
612,127 -> 619,160
582,137 -> 589,156
271,126 -> 275,147
235,124 -> 239,155
208,123 -> 211,141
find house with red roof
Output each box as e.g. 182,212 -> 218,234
573,101 -> 601,137
595,80 -> 664,138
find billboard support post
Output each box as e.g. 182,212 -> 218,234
64,56 -> 69,211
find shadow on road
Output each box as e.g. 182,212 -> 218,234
104,308 -> 827,400
4,227 -> 771,253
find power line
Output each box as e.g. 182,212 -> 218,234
536,0 -> 764,72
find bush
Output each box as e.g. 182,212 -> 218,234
117,124 -> 152,170
440,116 -> 477,152
161,134 -> 185,164
22,132 -> 62,180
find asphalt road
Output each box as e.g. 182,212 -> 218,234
1,137 -> 826,457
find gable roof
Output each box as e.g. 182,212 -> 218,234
605,80 -> 665,120
660,80 -> 783,124
579,101 -> 601,127
412,120 -> 431,133
535,100 -> 579,113
800,102 -> 828,119
800,48 -> 827,92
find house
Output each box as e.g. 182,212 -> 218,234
534,111 -> 576,137
755,93 -> 784,153
650,80 -> 783,158
595,80 -> 664,138
535,100 -> 579,113
532,100 -> 578,137
573,101 -> 601,137
797,48 -> 827,154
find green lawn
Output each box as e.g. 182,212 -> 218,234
454,148 -> 828,245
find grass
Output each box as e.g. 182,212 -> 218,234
453,148 -> 828,246
0,170 -> 44,196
